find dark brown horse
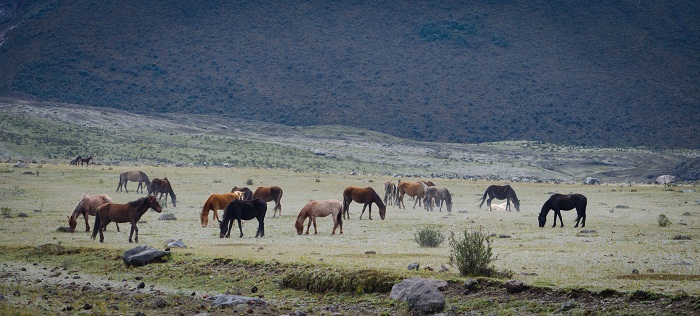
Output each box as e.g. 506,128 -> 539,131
423,186 -> 452,212
231,186 -> 253,200
91,195 -> 162,243
70,156 -> 81,166
383,180 -> 398,206
79,156 -> 93,166
342,186 -> 386,220
150,178 -> 176,207
479,184 -> 521,212
68,194 -> 119,233
397,181 -> 428,209
538,193 -> 587,228
295,199 -> 343,235
219,199 -> 267,238
252,186 -> 283,217
116,171 -> 151,194
200,192 -> 241,227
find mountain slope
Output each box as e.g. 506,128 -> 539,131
0,0 -> 698,148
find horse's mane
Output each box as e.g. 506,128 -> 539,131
508,186 -> 519,201
127,196 -> 150,209
70,197 -> 86,219
372,189 -> 385,207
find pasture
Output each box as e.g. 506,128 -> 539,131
1,162 -> 699,297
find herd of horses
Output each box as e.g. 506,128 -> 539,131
68,168 -> 588,244
69,156 -> 93,166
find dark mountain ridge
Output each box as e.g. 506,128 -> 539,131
0,0 -> 698,148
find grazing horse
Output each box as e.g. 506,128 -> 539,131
479,184 -> 521,212
68,194 -> 119,233
219,199 -> 267,238
538,193 -> 587,228
70,156 -> 81,166
116,171 -> 151,194
383,180 -> 397,206
342,186 -> 386,220
150,178 -> 176,207
79,156 -> 93,166
397,181 -> 428,209
91,195 -> 162,243
252,186 -> 283,217
295,199 -> 343,235
230,186 -> 253,200
423,186 -> 452,212
200,192 -> 241,227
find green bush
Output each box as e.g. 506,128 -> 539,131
1,207 -> 11,218
449,229 -> 496,277
414,226 -> 445,247
658,214 -> 671,227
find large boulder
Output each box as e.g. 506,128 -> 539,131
390,277 -> 446,314
655,175 -> 676,185
207,294 -> 265,306
122,245 -> 170,267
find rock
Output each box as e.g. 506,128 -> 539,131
407,262 -> 420,270
364,250 -> 376,255
123,245 -> 170,267
137,282 -> 145,289
158,213 -> 177,220
632,269 -> 639,274
561,301 -> 576,311
165,239 -> 187,248
207,294 -> 266,306
498,234 -> 511,238
673,235 -> 691,240
463,279 -> 478,292
17,212 -> 28,217
505,280 -> 527,293
390,277 -> 446,314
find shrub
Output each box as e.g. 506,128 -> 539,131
246,178 -> 254,185
414,226 -> 445,247
449,229 -> 496,277
1,207 -> 11,218
658,214 -> 671,227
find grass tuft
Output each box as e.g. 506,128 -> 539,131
281,267 -> 400,293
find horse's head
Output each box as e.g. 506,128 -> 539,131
513,199 -> 521,212
147,195 -> 162,213
171,194 -> 177,207
68,216 -> 77,233
295,220 -> 304,235
379,205 -> 386,220
538,214 -> 546,227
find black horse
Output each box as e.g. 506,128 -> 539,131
230,186 -> 254,200
538,193 -> 587,228
219,199 -> 267,238
479,185 -> 521,212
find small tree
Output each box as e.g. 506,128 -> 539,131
414,226 -> 445,247
449,229 -> 496,277
658,214 -> 671,227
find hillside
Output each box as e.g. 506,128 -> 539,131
0,0 -> 698,148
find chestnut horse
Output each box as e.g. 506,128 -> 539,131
219,199 -> 267,238
295,199 -> 343,235
397,181 -> 428,209
252,186 -> 283,217
68,194 -> 119,233
231,186 -> 253,200
538,193 -> 587,228
116,171 -> 151,194
479,184 -> 521,212
423,186 -> 452,212
150,178 -> 176,207
91,195 -> 162,243
342,186 -> 386,220
200,192 -> 241,227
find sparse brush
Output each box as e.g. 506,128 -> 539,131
414,226 -> 445,247
1,207 -> 12,218
449,229 -> 497,277
658,214 -> 671,227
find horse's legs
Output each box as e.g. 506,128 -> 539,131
359,204 -> 368,219
412,196 -> 419,209
274,201 -> 282,217
554,210 -> 563,227
305,217 -> 313,234
256,217 -> 265,238
83,214 -> 90,232
129,222 -> 138,243
486,198 -> 493,211
506,198 -> 511,212
237,219 -> 244,238
312,217 -> 318,234
398,192 -> 405,209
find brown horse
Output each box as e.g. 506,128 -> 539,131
423,186 -> 452,212
200,192 -> 241,227
90,195 -> 162,243
252,186 -> 283,217
70,156 -> 81,166
538,193 -> 587,228
68,194 -> 119,233
116,171 -> 151,194
150,178 -> 176,207
295,199 -> 344,235
383,180 -> 398,206
479,184 -> 521,212
342,186 -> 386,220
397,181 -> 428,209
79,156 -> 93,166
231,186 -> 253,200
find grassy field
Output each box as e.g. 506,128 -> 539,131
1,163 -> 699,295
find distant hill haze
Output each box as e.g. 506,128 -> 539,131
0,0 -> 698,148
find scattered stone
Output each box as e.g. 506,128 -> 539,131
83,303 -> 93,310
674,261 -> 692,266
632,269 -> 639,274
561,301 -> 576,311
673,235 -> 691,240
364,250 -> 376,255
646,269 -> 655,273
498,234 -> 511,238
505,280 -> 527,293
683,211 -> 692,216
463,279 -> 478,292
158,213 -> 177,221
153,298 -> 166,308
17,212 -> 28,218
123,245 -> 170,267
56,227 -> 71,232
165,239 -> 187,248
390,277 -> 446,314
137,282 -> 145,289
208,294 -> 266,306
407,262 -> 420,270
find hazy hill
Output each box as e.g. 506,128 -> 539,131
0,0 -> 698,148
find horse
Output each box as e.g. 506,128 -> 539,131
90,195 -> 162,243
342,186 -> 386,220
479,184 -> 521,212
383,180 -> 397,206
70,156 -> 81,166
200,192 -> 241,227
423,186 -> 452,212
116,171 -> 151,194
488,201 -> 513,212
295,199 -> 343,235
150,178 -> 176,207
397,181 -> 428,209
231,186 -> 253,200
79,156 -> 93,166
219,199 -> 267,238
68,194 -> 119,233
538,193 -> 587,228
252,186 -> 283,217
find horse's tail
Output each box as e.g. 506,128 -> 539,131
90,211 -> 101,240
336,203 -> 343,227
478,190 -> 488,208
